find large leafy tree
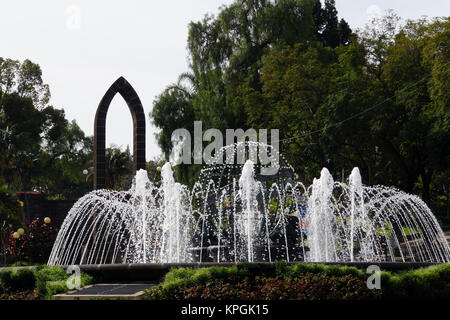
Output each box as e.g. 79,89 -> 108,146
239,43 -> 338,179
34,120 -> 93,199
0,58 -> 50,108
0,58 -> 93,199
152,1 -> 450,216
368,16 -> 450,205
241,13 -> 450,209
152,0 -> 351,186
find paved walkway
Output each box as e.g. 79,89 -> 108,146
54,283 -> 157,300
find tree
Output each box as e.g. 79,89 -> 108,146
423,18 -> 450,213
151,1 -> 448,214
238,13 -> 450,208
0,93 -> 43,190
152,88 -> 195,160
312,0 -> 352,47
338,18 -> 352,45
152,0 -> 351,185
238,42 -> 340,181
0,58 -> 19,94
105,146 -> 133,190
312,0 -> 325,36
0,57 -> 94,199
321,0 -> 340,48
371,16 -> 450,204
34,121 -> 93,199
0,58 -> 50,109
0,184 -> 23,264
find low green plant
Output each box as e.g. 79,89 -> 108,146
1,265 -> 93,299
288,263 -> 366,279
380,264 -> 450,299
0,268 -> 35,291
35,265 -> 93,299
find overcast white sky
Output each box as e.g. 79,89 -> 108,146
2,0 -> 449,159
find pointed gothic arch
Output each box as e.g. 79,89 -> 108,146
94,77 -> 146,189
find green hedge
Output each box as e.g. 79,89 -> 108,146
379,264 -> 450,299
144,262 -> 450,300
0,266 -> 93,299
35,266 -> 93,299
0,268 -> 36,291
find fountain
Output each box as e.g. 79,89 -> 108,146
48,141 -> 450,265
306,166 -> 449,262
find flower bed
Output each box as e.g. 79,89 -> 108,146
7,218 -> 58,264
144,262 -> 450,300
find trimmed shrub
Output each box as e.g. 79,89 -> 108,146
381,264 -> 450,299
35,265 -> 93,299
0,268 -> 36,291
1,265 -> 93,299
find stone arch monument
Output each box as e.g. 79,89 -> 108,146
94,77 -> 146,189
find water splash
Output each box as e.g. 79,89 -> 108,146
306,166 -> 450,262
49,142 -> 450,265
48,166 -> 192,265
159,163 -> 192,263
237,160 -> 261,262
